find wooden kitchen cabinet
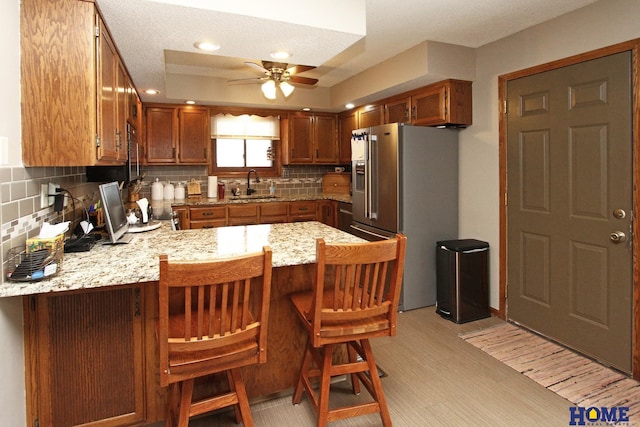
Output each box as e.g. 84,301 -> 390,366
385,96 -> 412,124
145,107 -> 177,163
289,201 -> 318,222
126,77 -> 142,129
24,286 -> 145,427
260,202 -> 289,224
284,112 -> 338,164
338,110 -> 358,164
338,79 -> 473,131
182,199 -> 344,229
286,113 -> 313,163
97,19 -> 128,163
228,204 -> 259,226
357,104 -> 384,128
178,107 -> 210,163
21,0 -> 132,166
317,200 -> 337,227
336,104 -> 383,164
411,79 -> 472,127
144,105 -> 210,164
189,206 -> 226,228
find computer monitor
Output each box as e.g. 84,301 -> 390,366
98,181 -> 132,244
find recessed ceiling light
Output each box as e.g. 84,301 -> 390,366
270,51 -> 290,59
194,41 -> 220,52
345,103 -> 355,109
185,100 -> 195,105
302,107 -> 311,111
145,89 -> 160,95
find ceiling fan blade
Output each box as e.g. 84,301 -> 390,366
286,65 -> 316,75
288,75 -> 319,85
227,77 -> 266,84
245,61 -> 269,74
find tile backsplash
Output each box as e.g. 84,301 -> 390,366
1,166 -> 100,284
136,165 -> 335,200
1,164 -> 338,284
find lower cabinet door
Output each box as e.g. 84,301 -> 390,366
25,286 -> 145,426
228,204 -> 259,226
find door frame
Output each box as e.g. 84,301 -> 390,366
498,39 -> 640,379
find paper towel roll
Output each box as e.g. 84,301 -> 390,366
207,176 -> 218,198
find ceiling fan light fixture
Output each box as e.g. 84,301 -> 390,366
261,80 -> 277,99
270,51 -> 290,59
194,41 -> 220,52
279,81 -> 295,97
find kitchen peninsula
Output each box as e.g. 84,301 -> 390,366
3,222 -> 364,426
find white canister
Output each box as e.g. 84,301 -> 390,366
151,178 -> 164,201
174,182 -> 185,200
163,181 -> 175,200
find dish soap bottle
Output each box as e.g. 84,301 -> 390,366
270,181 -> 276,196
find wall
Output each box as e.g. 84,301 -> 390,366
0,0 -> 26,424
458,0 -> 640,309
2,0 -> 639,423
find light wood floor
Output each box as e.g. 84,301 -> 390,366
185,308 -> 573,426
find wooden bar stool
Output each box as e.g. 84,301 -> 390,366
290,234 -> 407,426
158,247 -> 272,427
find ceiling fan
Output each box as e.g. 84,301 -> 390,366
229,61 -> 319,99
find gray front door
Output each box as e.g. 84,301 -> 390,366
506,51 -> 633,372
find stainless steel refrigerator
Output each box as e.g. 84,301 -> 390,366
350,123 -> 458,311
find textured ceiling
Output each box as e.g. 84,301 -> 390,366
96,0 -> 599,110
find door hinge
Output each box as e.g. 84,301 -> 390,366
94,25 -> 99,38
503,100 -> 508,116
504,192 -> 508,206
95,135 -> 101,147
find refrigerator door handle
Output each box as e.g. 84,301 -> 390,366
350,224 -> 392,240
365,136 -> 371,219
367,135 -> 378,219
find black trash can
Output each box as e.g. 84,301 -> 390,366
436,239 -> 490,323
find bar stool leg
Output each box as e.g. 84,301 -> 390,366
177,379 -> 194,427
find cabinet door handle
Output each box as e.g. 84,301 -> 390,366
411,105 -> 416,120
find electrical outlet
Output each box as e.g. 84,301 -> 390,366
40,184 -> 48,208
40,182 -> 59,208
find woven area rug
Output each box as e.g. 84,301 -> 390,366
460,323 -> 640,418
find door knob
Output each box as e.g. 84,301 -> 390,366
613,208 -> 626,219
610,231 -> 626,243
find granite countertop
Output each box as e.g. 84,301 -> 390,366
0,221 -> 364,298
169,192 -> 352,207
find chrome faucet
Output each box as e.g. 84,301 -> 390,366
247,169 -> 260,195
